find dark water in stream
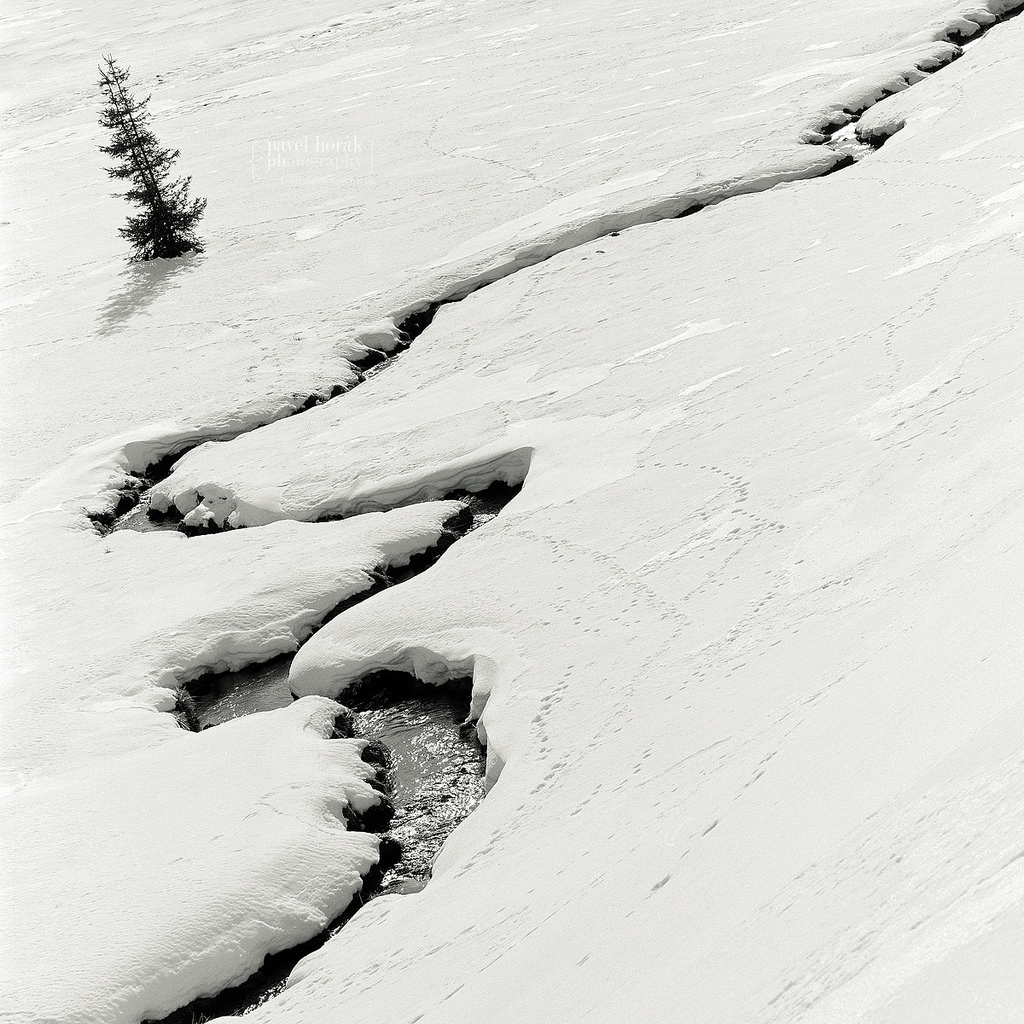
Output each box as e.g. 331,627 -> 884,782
152,665 -> 485,1022
135,481 -> 516,1022
340,671 -> 487,892
110,492 -> 177,533
189,655 -> 294,724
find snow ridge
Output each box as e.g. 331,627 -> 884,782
805,0 -> 1023,146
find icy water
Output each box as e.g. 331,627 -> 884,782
189,655 -> 294,725
110,492 -> 180,533
188,664 -> 487,889
341,671 -> 487,893
113,478 -> 519,536
152,666 -> 485,1023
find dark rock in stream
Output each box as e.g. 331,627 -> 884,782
171,687 -> 201,733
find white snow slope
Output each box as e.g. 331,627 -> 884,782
3,1 -> 1024,1023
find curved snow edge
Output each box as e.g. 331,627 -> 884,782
154,441 -> 533,528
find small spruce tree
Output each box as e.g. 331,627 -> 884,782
98,55 -> 207,262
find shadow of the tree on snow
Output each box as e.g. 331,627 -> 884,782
97,255 -> 201,335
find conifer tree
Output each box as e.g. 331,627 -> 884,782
98,55 -> 207,262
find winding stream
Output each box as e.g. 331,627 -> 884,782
146,483 -> 518,1022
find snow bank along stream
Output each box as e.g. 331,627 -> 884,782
116,0 -> 1019,539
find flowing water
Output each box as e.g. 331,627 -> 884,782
151,664 -> 485,1022
110,492 -> 181,533
142,482 -> 521,1022
188,663 -> 486,892
189,655 -> 294,724
188,662 -> 485,894
341,672 -> 487,894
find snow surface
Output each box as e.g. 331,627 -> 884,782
3,0 -> 1024,1022
0,0 -> 989,503
5,698 -> 381,1023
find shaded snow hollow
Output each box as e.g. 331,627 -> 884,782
3,1 -> 1024,1023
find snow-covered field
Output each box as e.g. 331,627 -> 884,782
3,1 -> 1024,1022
